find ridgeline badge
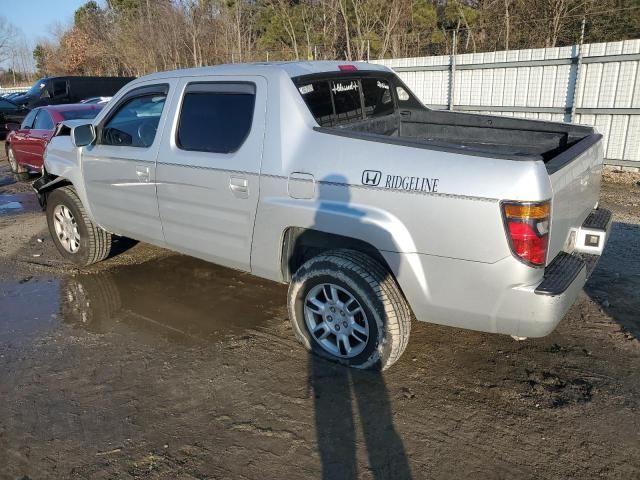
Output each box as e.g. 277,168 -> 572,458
361,170 -> 439,193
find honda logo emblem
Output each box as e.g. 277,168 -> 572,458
361,170 -> 382,186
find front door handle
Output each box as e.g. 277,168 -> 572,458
136,166 -> 150,183
229,176 -> 249,198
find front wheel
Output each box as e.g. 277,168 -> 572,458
288,249 -> 411,370
46,186 -> 112,266
6,145 -> 27,174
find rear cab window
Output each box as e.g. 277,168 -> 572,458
294,72 -> 418,127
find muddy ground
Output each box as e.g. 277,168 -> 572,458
0,150 -> 639,480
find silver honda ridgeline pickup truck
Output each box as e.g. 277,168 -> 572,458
34,61 -> 611,370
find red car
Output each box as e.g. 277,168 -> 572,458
6,104 -> 103,174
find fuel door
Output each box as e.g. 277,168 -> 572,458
288,172 -> 315,199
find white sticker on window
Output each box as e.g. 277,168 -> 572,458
299,84 -> 314,95
377,81 -> 389,90
332,81 -> 359,93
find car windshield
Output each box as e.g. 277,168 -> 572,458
26,78 -> 48,96
60,109 -> 102,120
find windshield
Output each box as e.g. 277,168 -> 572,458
60,108 -> 103,120
26,78 -> 48,97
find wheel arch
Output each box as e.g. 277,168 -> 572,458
281,227 -> 394,282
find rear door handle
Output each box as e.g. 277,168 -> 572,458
229,176 -> 249,198
136,166 -> 150,183
400,110 -> 412,118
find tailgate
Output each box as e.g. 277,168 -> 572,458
546,134 -> 604,264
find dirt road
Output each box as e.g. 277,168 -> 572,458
1,156 -> 639,479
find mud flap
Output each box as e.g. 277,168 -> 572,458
32,168 -> 70,209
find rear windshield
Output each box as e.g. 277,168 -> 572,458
60,109 -> 102,120
294,74 -> 399,127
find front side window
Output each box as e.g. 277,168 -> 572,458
21,109 -> 38,129
177,84 -> 255,154
34,110 -> 54,130
53,80 -> 67,97
102,94 -> 166,148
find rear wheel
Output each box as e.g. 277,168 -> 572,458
6,145 -> 27,174
46,186 -> 112,266
288,249 -> 411,370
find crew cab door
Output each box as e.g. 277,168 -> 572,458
81,82 -> 172,245
156,76 -> 266,272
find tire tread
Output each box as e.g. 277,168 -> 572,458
51,186 -> 112,266
288,249 -> 412,370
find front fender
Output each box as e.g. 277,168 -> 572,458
40,134 -> 95,221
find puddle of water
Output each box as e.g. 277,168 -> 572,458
0,201 -> 22,210
0,176 -> 16,187
62,255 -> 286,343
0,193 -> 40,215
1,255 -> 286,346
0,277 -> 60,342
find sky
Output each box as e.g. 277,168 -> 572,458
3,0 -> 92,43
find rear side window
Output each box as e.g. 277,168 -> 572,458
34,110 -> 54,130
177,83 -> 255,154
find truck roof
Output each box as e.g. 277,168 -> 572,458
132,61 -> 392,84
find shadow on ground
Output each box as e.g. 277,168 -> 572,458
584,221 -> 640,339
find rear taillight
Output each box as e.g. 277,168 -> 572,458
501,201 -> 551,267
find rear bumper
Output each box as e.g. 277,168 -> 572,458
385,208 -> 612,338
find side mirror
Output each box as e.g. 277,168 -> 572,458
71,123 -> 96,147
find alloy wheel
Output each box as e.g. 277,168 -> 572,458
303,283 -> 370,358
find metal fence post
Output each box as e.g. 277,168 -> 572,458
569,17 -> 586,122
449,30 -> 457,111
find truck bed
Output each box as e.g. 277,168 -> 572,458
334,108 -> 595,163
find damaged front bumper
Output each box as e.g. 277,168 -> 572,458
32,171 -> 60,209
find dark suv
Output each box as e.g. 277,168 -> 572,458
0,96 -> 28,139
11,76 -> 134,109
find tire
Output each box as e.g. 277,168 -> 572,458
6,145 -> 27,174
46,186 -> 112,266
288,249 -> 411,370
